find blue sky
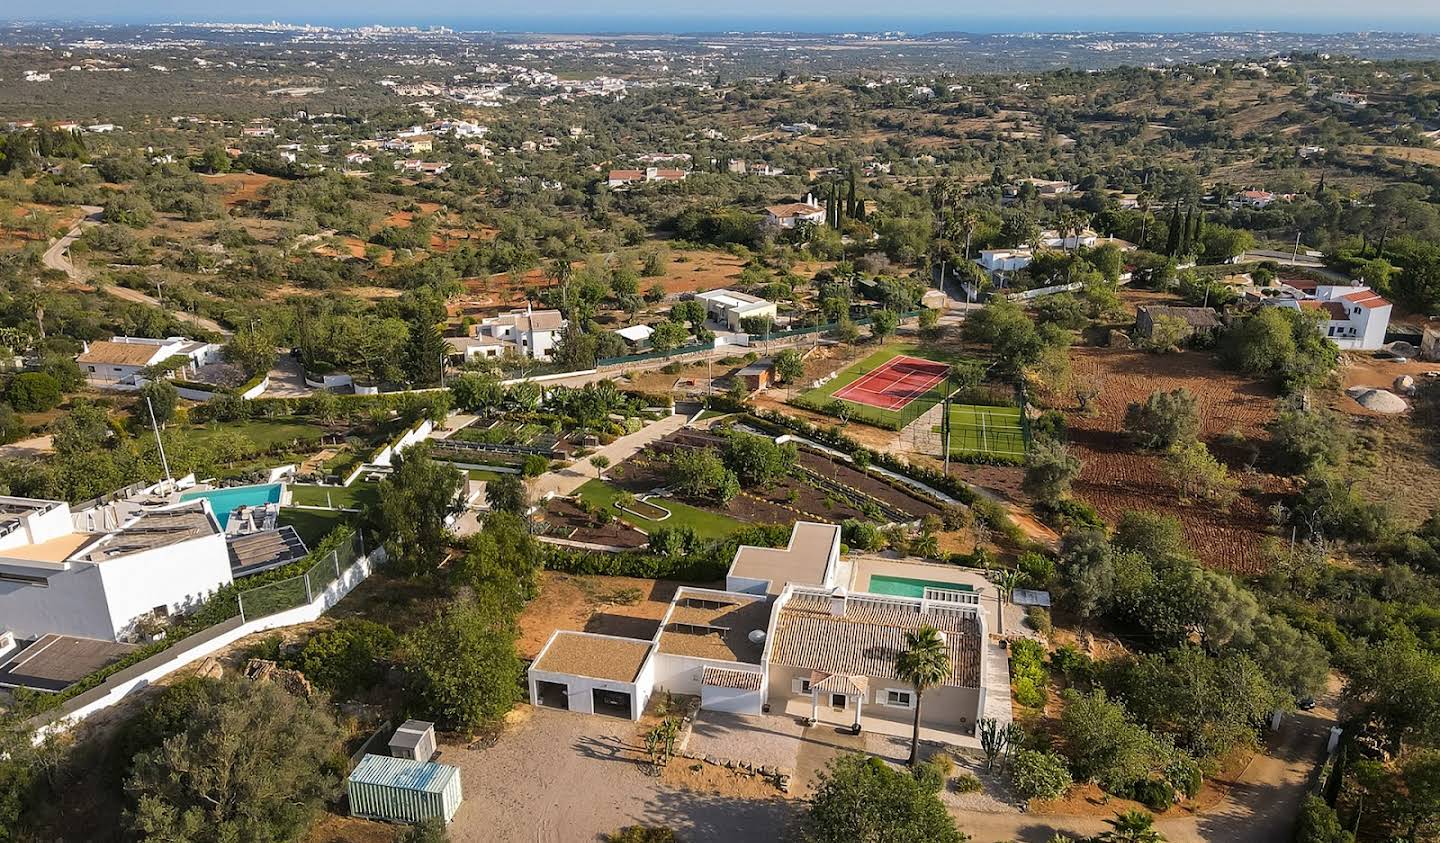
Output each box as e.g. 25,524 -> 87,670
4,1 -> 1439,32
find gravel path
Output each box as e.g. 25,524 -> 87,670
449,707 -> 796,842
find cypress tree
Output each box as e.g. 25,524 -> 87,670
1165,206 -> 1182,257
1189,207 -> 1204,253
1181,206 -> 1195,255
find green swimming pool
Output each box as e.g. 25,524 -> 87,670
866,574 -> 975,599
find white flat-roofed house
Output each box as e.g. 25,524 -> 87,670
607,167 -> 687,188
0,501 -> 231,642
1268,284 -> 1393,351
1038,228 -> 1101,250
76,336 -> 219,387
1328,91 -> 1369,108
975,247 -> 1034,275
1019,178 -> 1074,196
472,308 -> 567,359
694,289 -> 779,332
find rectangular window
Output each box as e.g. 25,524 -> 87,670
792,678 -> 812,694
830,693 -> 847,710
882,689 -> 914,708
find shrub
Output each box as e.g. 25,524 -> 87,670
1010,749 -> 1073,802
1294,795 -> 1353,843
1009,638 -> 1049,708
6,372 -> 61,412
1013,677 -> 1046,709
1016,551 -> 1055,588
1049,645 -> 1095,685
294,618 -> 398,696
1130,778 -> 1175,812
1025,606 -> 1053,636
522,454 -> 549,477
914,752 -> 956,792
842,518 -> 884,552
951,771 -> 983,794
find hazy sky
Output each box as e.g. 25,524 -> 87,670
4,0 -> 1439,32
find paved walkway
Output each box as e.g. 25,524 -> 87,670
530,412 -> 687,500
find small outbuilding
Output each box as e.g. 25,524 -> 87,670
736,359 -> 774,392
1135,305 -> 1221,341
388,719 -> 437,763
348,754 -> 463,825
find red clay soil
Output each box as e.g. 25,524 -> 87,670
1063,347 -> 1290,573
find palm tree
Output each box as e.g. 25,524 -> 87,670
1098,810 -> 1165,843
894,626 -> 952,766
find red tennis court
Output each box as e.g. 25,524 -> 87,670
832,355 -> 949,411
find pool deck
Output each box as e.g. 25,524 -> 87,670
845,556 -> 991,597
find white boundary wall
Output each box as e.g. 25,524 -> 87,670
33,547 -> 384,741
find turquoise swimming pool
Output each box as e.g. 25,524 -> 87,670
866,574 -> 975,599
180,483 -> 282,529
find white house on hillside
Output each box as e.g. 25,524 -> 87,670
694,289 -> 779,331
0,499 -> 231,641
527,522 -> 1007,745
76,336 -> 219,387
764,195 -> 826,230
975,248 -> 1035,275
1267,284 -> 1393,351
472,308 -> 567,359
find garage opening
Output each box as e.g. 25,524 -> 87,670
591,688 -> 632,719
536,680 -> 569,710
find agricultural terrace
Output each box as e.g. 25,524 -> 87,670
544,428 -> 946,547
792,343 -> 976,430
1063,347 -> 1284,573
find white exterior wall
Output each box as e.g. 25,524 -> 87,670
701,683 -> 765,715
527,670 -> 641,718
0,501 -> 73,552
724,575 -> 770,595
0,563 -> 115,640
34,547 -> 382,741
96,531 -> 232,638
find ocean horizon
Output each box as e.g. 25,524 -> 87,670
7,13 -> 1440,35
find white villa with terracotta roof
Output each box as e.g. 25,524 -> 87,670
527,522 -> 1010,746
1268,283 -> 1393,351
763,196 -> 826,230
76,336 -> 219,387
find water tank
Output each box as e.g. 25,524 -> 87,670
747,629 -> 766,645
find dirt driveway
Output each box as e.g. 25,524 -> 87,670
448,706 -> 795,842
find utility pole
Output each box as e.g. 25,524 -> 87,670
147,396 -> 172,483
1291,230 -> 1302,265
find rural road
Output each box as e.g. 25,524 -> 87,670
42,205 -> 232,336
952,685 -> 1339,843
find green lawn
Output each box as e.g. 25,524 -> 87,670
575,479 -> 743,541
277,508 -> 348,548
188,419 -> 326,449
792,342 -> 976,431
289,483 -> 382,511
933,404 -> 1027,458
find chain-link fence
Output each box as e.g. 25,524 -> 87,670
237,531 -> 364,622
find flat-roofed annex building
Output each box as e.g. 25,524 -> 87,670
0,499 -> 231,641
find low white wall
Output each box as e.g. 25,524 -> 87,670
239,375 -> 270,400
304,371 -> 353,390
33,548 -> 383,741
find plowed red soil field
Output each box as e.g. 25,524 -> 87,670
1064,348 -> 1292,573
